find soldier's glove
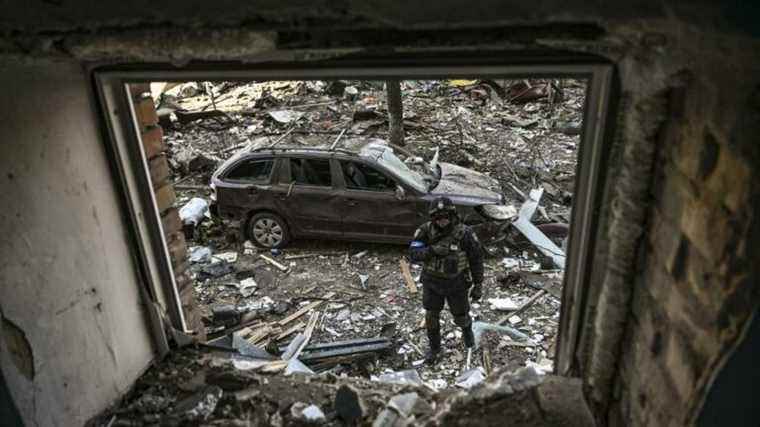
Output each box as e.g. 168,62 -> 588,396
470,283 -> 483,302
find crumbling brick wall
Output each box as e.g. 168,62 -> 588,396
130,84 -> 205,338
602,48 -> 760,426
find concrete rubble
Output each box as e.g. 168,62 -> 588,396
90,78 -> 586,424
93,347 -> 593,426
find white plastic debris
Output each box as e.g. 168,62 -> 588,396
189,246 -> 212,263
285,358 -> 314,376
243,240 -> 256,255
358,274 -> 369,288
344,86 -> 359,96
488,297 -> 518,311
353,250 -> 368,259
302,405 -> 326,422
238,277 -> 257,297
291,402 -> 326,423
455,367 -> 486,389
508,315 -> 522,325
526,358 -> 554,375
426,379 -> 448,391
501,257 -> 520,269
512,188 -> 566,269
268,110 -> 304,124
387,392 -> 419,417
232,358 -> 271,371
242,296 -> 274,311
179,197 -> 209,226
376,369 -> 423,387
472,321 -> 532,344
214,252 -> 238,263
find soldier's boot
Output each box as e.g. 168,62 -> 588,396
425,310 -> 442,365
454,314 -> 475,349
462,325 -> 475,349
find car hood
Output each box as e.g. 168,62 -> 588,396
430,162 -> 502,204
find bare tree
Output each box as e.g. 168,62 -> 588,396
386,79 -> 405,146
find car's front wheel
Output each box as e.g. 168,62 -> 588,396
247,212 -> 290,249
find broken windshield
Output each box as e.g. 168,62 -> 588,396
377,148 -> 428,193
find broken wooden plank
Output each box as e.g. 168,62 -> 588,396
245,324 -> 275,345
482,344 -> 493,376
497,289 -> 546,326
259,360 -> 288,373
277,292 -> 335,326
289,311 -> 320,361
276,321 -> 306,341
260,254 -> 289,272
497,340 -> 537,349
399,259 -> 417,294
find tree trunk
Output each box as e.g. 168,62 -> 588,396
386,79 -> 405,146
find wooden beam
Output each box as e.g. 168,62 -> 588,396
277,292 -> 335,326
260,254 -> 289,272
399,259 -> 417,294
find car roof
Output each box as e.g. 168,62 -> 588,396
213,137 -> 393,179
243,138 -> 388,160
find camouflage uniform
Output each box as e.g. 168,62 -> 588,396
410,197 -> 484,362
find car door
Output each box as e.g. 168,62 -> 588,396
337,159 -> 424,242
216,156 -> 278,218
272,156 -> 343,238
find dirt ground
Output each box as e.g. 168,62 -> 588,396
161,78 -> 584,390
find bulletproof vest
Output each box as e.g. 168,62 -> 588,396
423,223 -> 470,279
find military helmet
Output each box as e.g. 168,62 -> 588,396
429,196 -> 457,219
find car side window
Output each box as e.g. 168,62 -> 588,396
289,158 -> 332,187
225,158 -> 274,182
341,161 -> 395,192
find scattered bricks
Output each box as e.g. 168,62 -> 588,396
704,145 -> 751,213
175,271 -> 193,292
647,210 -> 685,279
620,326 -> 683,425
696,130 -> 719,180
651,162 -> 693,226
173,260 -> 190,278
155,182 -> 177,214
133,95 -> 159,129
683,247 -> 723,314
149,155 -> 171,189
161,208 -> 182,235
167,231 -> 188,265
664,331 -> 699,404
141,126 -> 166,160
679,194 -> 732,264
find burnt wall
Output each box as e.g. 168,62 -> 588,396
576,24 -> 760,425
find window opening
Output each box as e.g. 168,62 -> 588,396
225,158 -> 274,182
290,158 -> 332,186
342,161 -> 395,192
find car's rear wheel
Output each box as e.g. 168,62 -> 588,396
248,213 -> 290,248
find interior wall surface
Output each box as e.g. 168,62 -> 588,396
0,59 -> 156,426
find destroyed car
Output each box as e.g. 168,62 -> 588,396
210,139 -> 519,248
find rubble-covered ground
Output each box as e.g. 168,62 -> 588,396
90,346 -> 594,426
160,79 -> 584,390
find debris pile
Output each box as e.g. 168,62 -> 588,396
93,347 -> 594,426
156,78 -> 582,390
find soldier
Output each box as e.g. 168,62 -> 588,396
409,196 -> 484,364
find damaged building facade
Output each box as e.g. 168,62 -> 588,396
1,1 -> 758,426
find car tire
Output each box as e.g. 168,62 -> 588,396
247,212 -> 290,249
